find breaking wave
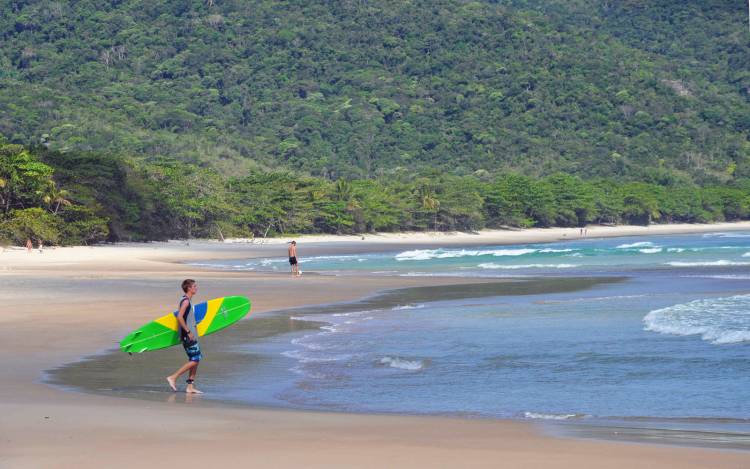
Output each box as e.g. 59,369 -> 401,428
644,294 -> 750,345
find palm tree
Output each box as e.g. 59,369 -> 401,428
333,179 -> 353,202
40,181 -> 71,214
417,185 -> 440,231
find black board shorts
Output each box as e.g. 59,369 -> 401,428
289,256 -> 297,265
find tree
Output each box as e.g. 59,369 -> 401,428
415,182 -> 440,231
0,208 -> 60,244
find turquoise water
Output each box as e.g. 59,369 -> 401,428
202,231 -> 750,278
198,232 -> 750,444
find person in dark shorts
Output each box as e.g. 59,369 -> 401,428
166,279 -> 203,393
288,240 -> 300,276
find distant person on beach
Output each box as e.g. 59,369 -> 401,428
288,240 -> 300,276
166,279 -> 203,394
38,240 -> 43,253
26,239 -> 32,253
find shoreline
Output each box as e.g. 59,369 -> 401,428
2,229 -> 750,467
218,221 -> 750,245
1,221 -> 749,277
46,276 -> 750,452
3,220 -> 750,262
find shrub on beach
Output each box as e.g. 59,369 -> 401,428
0,208 -> 60,245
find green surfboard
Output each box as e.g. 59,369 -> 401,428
120,296 -> 251,354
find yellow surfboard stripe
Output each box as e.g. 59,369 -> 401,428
197,298 -> 223,336
155,313 -> 179,331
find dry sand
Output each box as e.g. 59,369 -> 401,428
2,223 -> 749,468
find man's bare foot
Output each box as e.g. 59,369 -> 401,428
166,376 -> 177,391
186,386 -> 203,394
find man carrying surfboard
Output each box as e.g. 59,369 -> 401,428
166,279 -> 203,394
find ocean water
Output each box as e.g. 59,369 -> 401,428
46,232 -> 750,448
198,231 -> 750,278
191,232 -> 750,447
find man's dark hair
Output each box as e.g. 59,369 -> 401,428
182,279 -> 196,293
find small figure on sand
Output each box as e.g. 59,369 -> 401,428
288,240 -> 300,276
38,239 -> 43,253
166,279 -> 203,394
26,239 -> 33,253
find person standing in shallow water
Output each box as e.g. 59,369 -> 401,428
166,279 -> 203,394
288,240 -> 300,276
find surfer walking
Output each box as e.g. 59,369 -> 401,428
288,240 -> 300,276
166,279 -> 203,394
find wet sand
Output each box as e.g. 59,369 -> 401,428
2,239 -> 749,468
48,277 -> 623,404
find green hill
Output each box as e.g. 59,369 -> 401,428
1,0 -> 748,182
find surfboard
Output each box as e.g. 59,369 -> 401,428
120,296 -> 251,354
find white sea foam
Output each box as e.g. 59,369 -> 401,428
667,260 -> 750,267
392,304 -> 426,310
703,232 -> 750,238
259,258 -> 286,266
665,246 -> 743,253
395,247 -> 541,261
304,255 -> 360,261
523,412 -> 582,421
643,294 -> 750,345
395,250 -> 435,261
639,248 -> 663,254
379,356 -> 425,371
538,248 -> 575,253
288,365 -> 325,379
588,294 -> 649,301
331,310 -> 373,318
477,263 -> 577,270
616,241 -> 658,249
490,249 -> 538,256
686,275 -> 750,280
282,350 -> 351,363
291,336 -> 331,351
743,252 -> 750,257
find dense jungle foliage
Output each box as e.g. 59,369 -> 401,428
1,0 -> 749,181
3,139 -> 750,245
1,1 -> 749,244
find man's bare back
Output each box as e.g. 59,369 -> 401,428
288,241 -> 300,276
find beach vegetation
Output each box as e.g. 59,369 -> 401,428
4,140 -> 750,245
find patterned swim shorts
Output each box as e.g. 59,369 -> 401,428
182,339 -> 202,362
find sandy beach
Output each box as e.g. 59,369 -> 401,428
2,223 -> 750,468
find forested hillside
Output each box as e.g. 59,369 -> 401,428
1,0 -> 748,182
